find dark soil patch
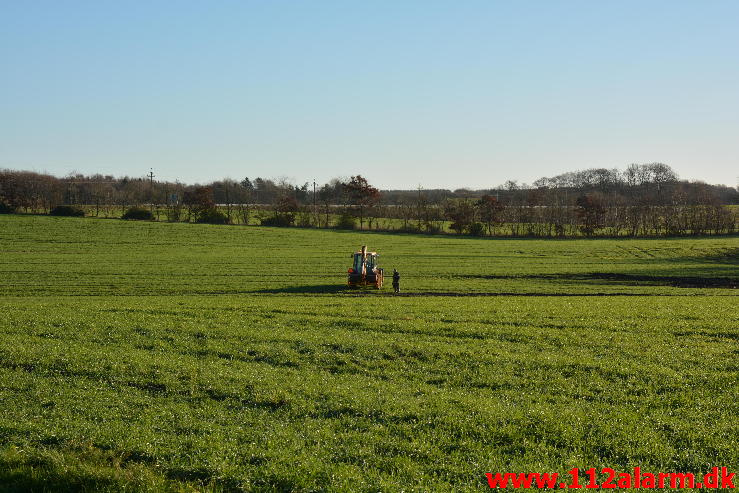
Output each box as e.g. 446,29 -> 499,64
459,273 -> 737,289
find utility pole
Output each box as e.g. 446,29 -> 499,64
148,168 -> 155,214
313,180 -> 317,227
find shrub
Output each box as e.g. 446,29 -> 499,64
424,222 -> 443,234
196,209 -> 229,224
49,205 -> 85,217
0,202 -> 15,214
260,214 -> 294,227
396,225 -> 421,234
166,205 -> 182,222
449,222 -> 465,234
122,207 -> 154,220
296,211 -> 314,228
467,222 -> 486,237
335,212 -> 356,230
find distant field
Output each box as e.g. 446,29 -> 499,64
0,215 -> 737,491
75,205 -> 419,231
71,203 -> 739,236
72,205 -> 417,231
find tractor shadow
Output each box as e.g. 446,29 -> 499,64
255,284 -> 350,294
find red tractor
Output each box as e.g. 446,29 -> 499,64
347,245 -> 383,289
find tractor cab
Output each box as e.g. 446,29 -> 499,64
348,245 -> 384,289
352,251 -> 377,274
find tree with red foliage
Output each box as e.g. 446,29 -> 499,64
183,186 -> 215,222
344,175 -> 380,230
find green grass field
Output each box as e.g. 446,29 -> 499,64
0,215 -> 737,492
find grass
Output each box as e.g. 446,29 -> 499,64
0,214 -> 737,491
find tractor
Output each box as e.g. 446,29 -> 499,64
348,245 -> 384,289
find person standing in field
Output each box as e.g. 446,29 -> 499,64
392,269 -> 400,293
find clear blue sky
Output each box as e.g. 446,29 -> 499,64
1,1 -> 737,189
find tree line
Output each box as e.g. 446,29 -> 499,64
1,163 -> 736,237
